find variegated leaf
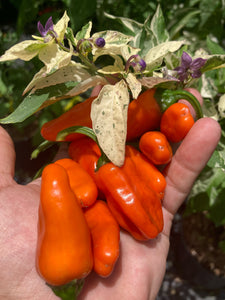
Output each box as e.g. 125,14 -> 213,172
91,80 -> 129,166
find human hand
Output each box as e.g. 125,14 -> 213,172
0,114 -> 221,300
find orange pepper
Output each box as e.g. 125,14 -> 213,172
84,200 -> 120,277
139,131 -> 173,165
36,163 -> 93,286
96,156 -> 164,241
55,158 -> 98,207
122,145 -> 167,200
41,96 -> 96,142
126,88 -> 162,141
160,102 -> 195,143
68,136 -> 102,181
69,138 -> 164,241
41,89 -> 161,142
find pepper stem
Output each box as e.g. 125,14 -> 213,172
155,88 -> 203,119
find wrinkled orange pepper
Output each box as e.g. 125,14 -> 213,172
122,145 -> 166,200
68,136 -> 102,181
83,200 -> 120,277
69,138 -> 164,241
36,163 -> 93,286
139,131 -> 173,165
55,158 -> 98,207
41,88 -> 162,142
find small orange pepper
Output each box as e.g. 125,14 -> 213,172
84,200 -> 120,277
55,158 -> 98,207
139,131 -> 173,165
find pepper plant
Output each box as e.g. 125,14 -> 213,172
0,6 -> 225,165
1,4 -> 225,298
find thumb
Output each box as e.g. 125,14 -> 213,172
0,126 -> 16,187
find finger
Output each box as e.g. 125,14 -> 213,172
0,126 -> 16,186
163,117 -> 221,215
178,88 -> 203,119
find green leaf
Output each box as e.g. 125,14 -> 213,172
200,54 -> 225,73
186,166 -> 225,226
104,12 -> 143,36
206,36 -> 225,55
49,279 -> 84,300
31,140 -> 56,159
65,27 -> 77,47
0,93 -> 49,124
0,81 -> 78,124
56,126 -> 97,142
207,129 -> 225,169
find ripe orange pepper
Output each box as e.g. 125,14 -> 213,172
36,163 -> 93,286
126,88 -> 162,141
55,158 -> 98,207
69,138 -> 164,240
160,102 -> 195,143
68,136 -> 102,181
122,145 -> 167,200
41,89 -> 162,142
139,131 -> 173,165
96,155 -> 164,240
83,200 -> 120,277
41,96 -> 96,142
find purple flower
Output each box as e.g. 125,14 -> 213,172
125,55 -> 146,72
37,16 -> 54,37
139,59 -> 146,71
95,37 -> 105,48
174,51 -> 207,81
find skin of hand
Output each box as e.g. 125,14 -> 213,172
0,88 -> 221,300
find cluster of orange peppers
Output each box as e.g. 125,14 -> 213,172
36,88 -> 198,287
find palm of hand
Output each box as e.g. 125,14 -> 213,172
0,118 -> 220,300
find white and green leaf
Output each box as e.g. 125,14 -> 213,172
91,79 -> 129,166
38,43 -> 73,74
144,40 -> 186,71
150,5 -> 169,44
125,73 -> 142,99
54,11 -> 70,43
0,40 -> 46,62
75,21 -> 92,42
23,61 -> 92,94
97,55 -> 124,74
